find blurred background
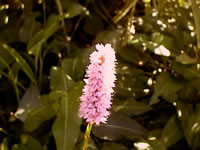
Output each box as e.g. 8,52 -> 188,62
0,0 -> 200,149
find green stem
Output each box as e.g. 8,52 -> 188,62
42,0 -> 46,25
82,123 -> 93,150
55,0 -> 67,36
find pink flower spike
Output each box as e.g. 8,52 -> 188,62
79,44 -> 117,125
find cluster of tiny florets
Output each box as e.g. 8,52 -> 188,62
79,44 -> 117,125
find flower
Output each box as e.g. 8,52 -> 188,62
79,44 -> 117,125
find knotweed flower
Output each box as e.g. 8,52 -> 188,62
79,44 -> 117,125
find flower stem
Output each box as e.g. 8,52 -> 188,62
82,123 -> 93,150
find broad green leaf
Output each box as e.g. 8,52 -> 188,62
62,58 -> 85,81
50,66 -> 75,91
0,42 -> 36,83
95,30 -> 122,49
101,142 -> 128,150
53,82 -> 83,150
176,101 -> 193,129
184,104 -> 200,149
19,12 -> 41,43
115,63 -> 148,99
20,134 -> 42,150
148,139 -> 167,150
117,44 -> 149,64
150,72 -> 184,105
176,53 -> 196,64
145,129 -> 162,139
191,78 -> 200,90
178,82 -> 197,102
15,85 -> 40,121
24,95 -> 56,131
27,15 -> 61,55
111,98 -> 152,116
172,62 -> 199,80
151,32 -> 173,50
160,115 -> 183,147
63,1 -> 86,19
93,112 -> 147,141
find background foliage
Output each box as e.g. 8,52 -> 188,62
0,0 -> 200,149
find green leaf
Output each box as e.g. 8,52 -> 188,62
93,112 -> 147,141
117,44 -> 149,64
191,0 -> 200,48
178,82 -> 198,102
0,46 -> 13,72
52,82 -> 83,150
160,115 -> 183,147
111,98 -> 152,116
148,139 -> 167,150
24,95 -> 56,131
191,78 -> 200,90
176,101 -> 193,129
172,62 -> 199,80
19,12 -> 41,43
63,1 -> 86,19
151,32 -> 174,50
20,134 -> 42,150
27,15 -> 61,55
61,58 -> 85,81
150,72 -> 184,105
15,85 -> 40,121
176,53 -> 196,64
95,30 -> 122,49
0,42 -> 36,83
184,104 -> 200,149
50,66 -> 75,91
